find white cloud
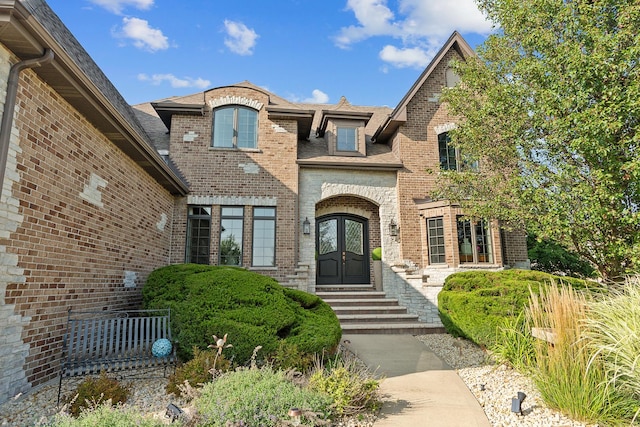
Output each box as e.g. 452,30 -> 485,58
223,20 -> 259,56
89,0 -> 154,14
336,0 -> 493,69
379,45 -> 432,68
334,0 -> 400,48
118,17 -> 169,52
303,89 -> 330,104
138,73 -> 211,89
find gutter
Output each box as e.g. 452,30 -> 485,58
0,48 -> 54,198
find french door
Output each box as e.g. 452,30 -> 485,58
316,215 -> 369,284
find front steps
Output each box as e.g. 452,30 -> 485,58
317,283 -> 445,335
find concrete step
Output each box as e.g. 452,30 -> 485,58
317,291 -> 386,299
337,313 -> 420,323
331,305 -> 409,315
341,322 -> 446,335
316,284 -> 375,292
324,298 -> 399,307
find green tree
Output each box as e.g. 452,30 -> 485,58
438,0 -> 640,281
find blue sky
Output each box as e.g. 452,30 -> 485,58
46,0 -> 494,107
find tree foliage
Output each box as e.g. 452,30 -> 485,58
438,0 -> 640,280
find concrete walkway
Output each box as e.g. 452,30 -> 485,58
341,334 -> 491,427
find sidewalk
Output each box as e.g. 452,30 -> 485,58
341,334 -> 491,427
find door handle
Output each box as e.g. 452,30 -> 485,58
342,252 -> 346,263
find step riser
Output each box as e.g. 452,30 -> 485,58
332,308 -> 408,315
317,292 -> 386,299
327,301 -> 399,307
341,326 -> 446,335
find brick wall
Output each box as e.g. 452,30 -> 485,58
168,86 -> 299,283
0,51 -> 176,401
395,49 -> 461,265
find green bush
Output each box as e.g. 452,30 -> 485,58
65,373 -> 130,417
51,403 -> 165,427
371,247 -> 382,261
437,269 -> 591,349
309,352 -> 380,417
268,341 -> 316,372
527,234 -> 596,278
194,367 -> 332,426
142,264 -> 341,365
166,347 -> 231,397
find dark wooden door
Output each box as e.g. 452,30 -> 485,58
316,215 -> 369,284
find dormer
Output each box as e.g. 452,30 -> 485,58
316,110 -> 373,157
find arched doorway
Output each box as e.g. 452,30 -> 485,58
316,214 -> 370,284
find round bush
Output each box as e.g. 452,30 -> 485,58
371,247 -> 382,261
437,269 -> 592,349
142,264 -> 342,364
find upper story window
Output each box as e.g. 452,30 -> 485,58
212,106 -> 258,149
336,127 -> 357,152
438,132 -> 478,172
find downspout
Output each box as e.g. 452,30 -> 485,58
0,49 -> 54,198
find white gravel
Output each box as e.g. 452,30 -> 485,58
0,334 -> 591,426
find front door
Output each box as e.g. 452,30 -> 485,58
316,215 -> 370,284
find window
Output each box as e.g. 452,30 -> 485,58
438,132 -> 478,171
212,106 -> 258,149
220,207 -> 244,265
186,206 -> 211,264
336,127 -> 357,151
457,217 -> 493,263
427,217 -> 446,264
252,207 -> 276,267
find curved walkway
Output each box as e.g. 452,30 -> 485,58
342,334 -> 491,427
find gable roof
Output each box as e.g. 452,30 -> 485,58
372,31 -> 476,143
0,0 -> 188,195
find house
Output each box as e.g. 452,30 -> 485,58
0,0 -> 529,404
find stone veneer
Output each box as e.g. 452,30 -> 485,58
0,47 -> 30,402
298,168 -> 398,293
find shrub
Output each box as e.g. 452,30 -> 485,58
166,347 -> 231,397
268,341 -> 315,372
371,247 -> 382,261
194,367 -> 332,426
142,264 -> 341,365
65,373 -> 130,417
309,352 -> 380,417
527,233 -> 596,278
51,403 -> 165,427
437,269 -> 591,348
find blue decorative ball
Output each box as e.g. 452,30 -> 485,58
152,338 -> 172,358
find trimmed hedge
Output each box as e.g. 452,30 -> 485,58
437,269 -> 591,349
142,264 -> 342,364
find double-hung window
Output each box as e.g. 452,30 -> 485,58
457,216 -> 493,263
186,206 -> 211,264
220,207 -> 244,265
438,132 -> 478,171
212,106 -> 258,149
252,207 -> 276,267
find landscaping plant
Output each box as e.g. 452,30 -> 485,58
437,269 -> 589,348
308,350 -> 381,417
194,366 -> 333,426
583,281 -> 640,401
528,282 -> 638,424
142,264 -> 341,365
51,403 -> 166,427
65,372 -> 130,417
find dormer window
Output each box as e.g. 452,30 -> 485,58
337,126 -> 357,151
212,105 -> 258,149
317,110 -> 372,157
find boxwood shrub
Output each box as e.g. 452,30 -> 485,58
142,264 -> 341,364
437,269 -> 591,349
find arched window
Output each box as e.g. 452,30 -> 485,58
212,106 -> 258,149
